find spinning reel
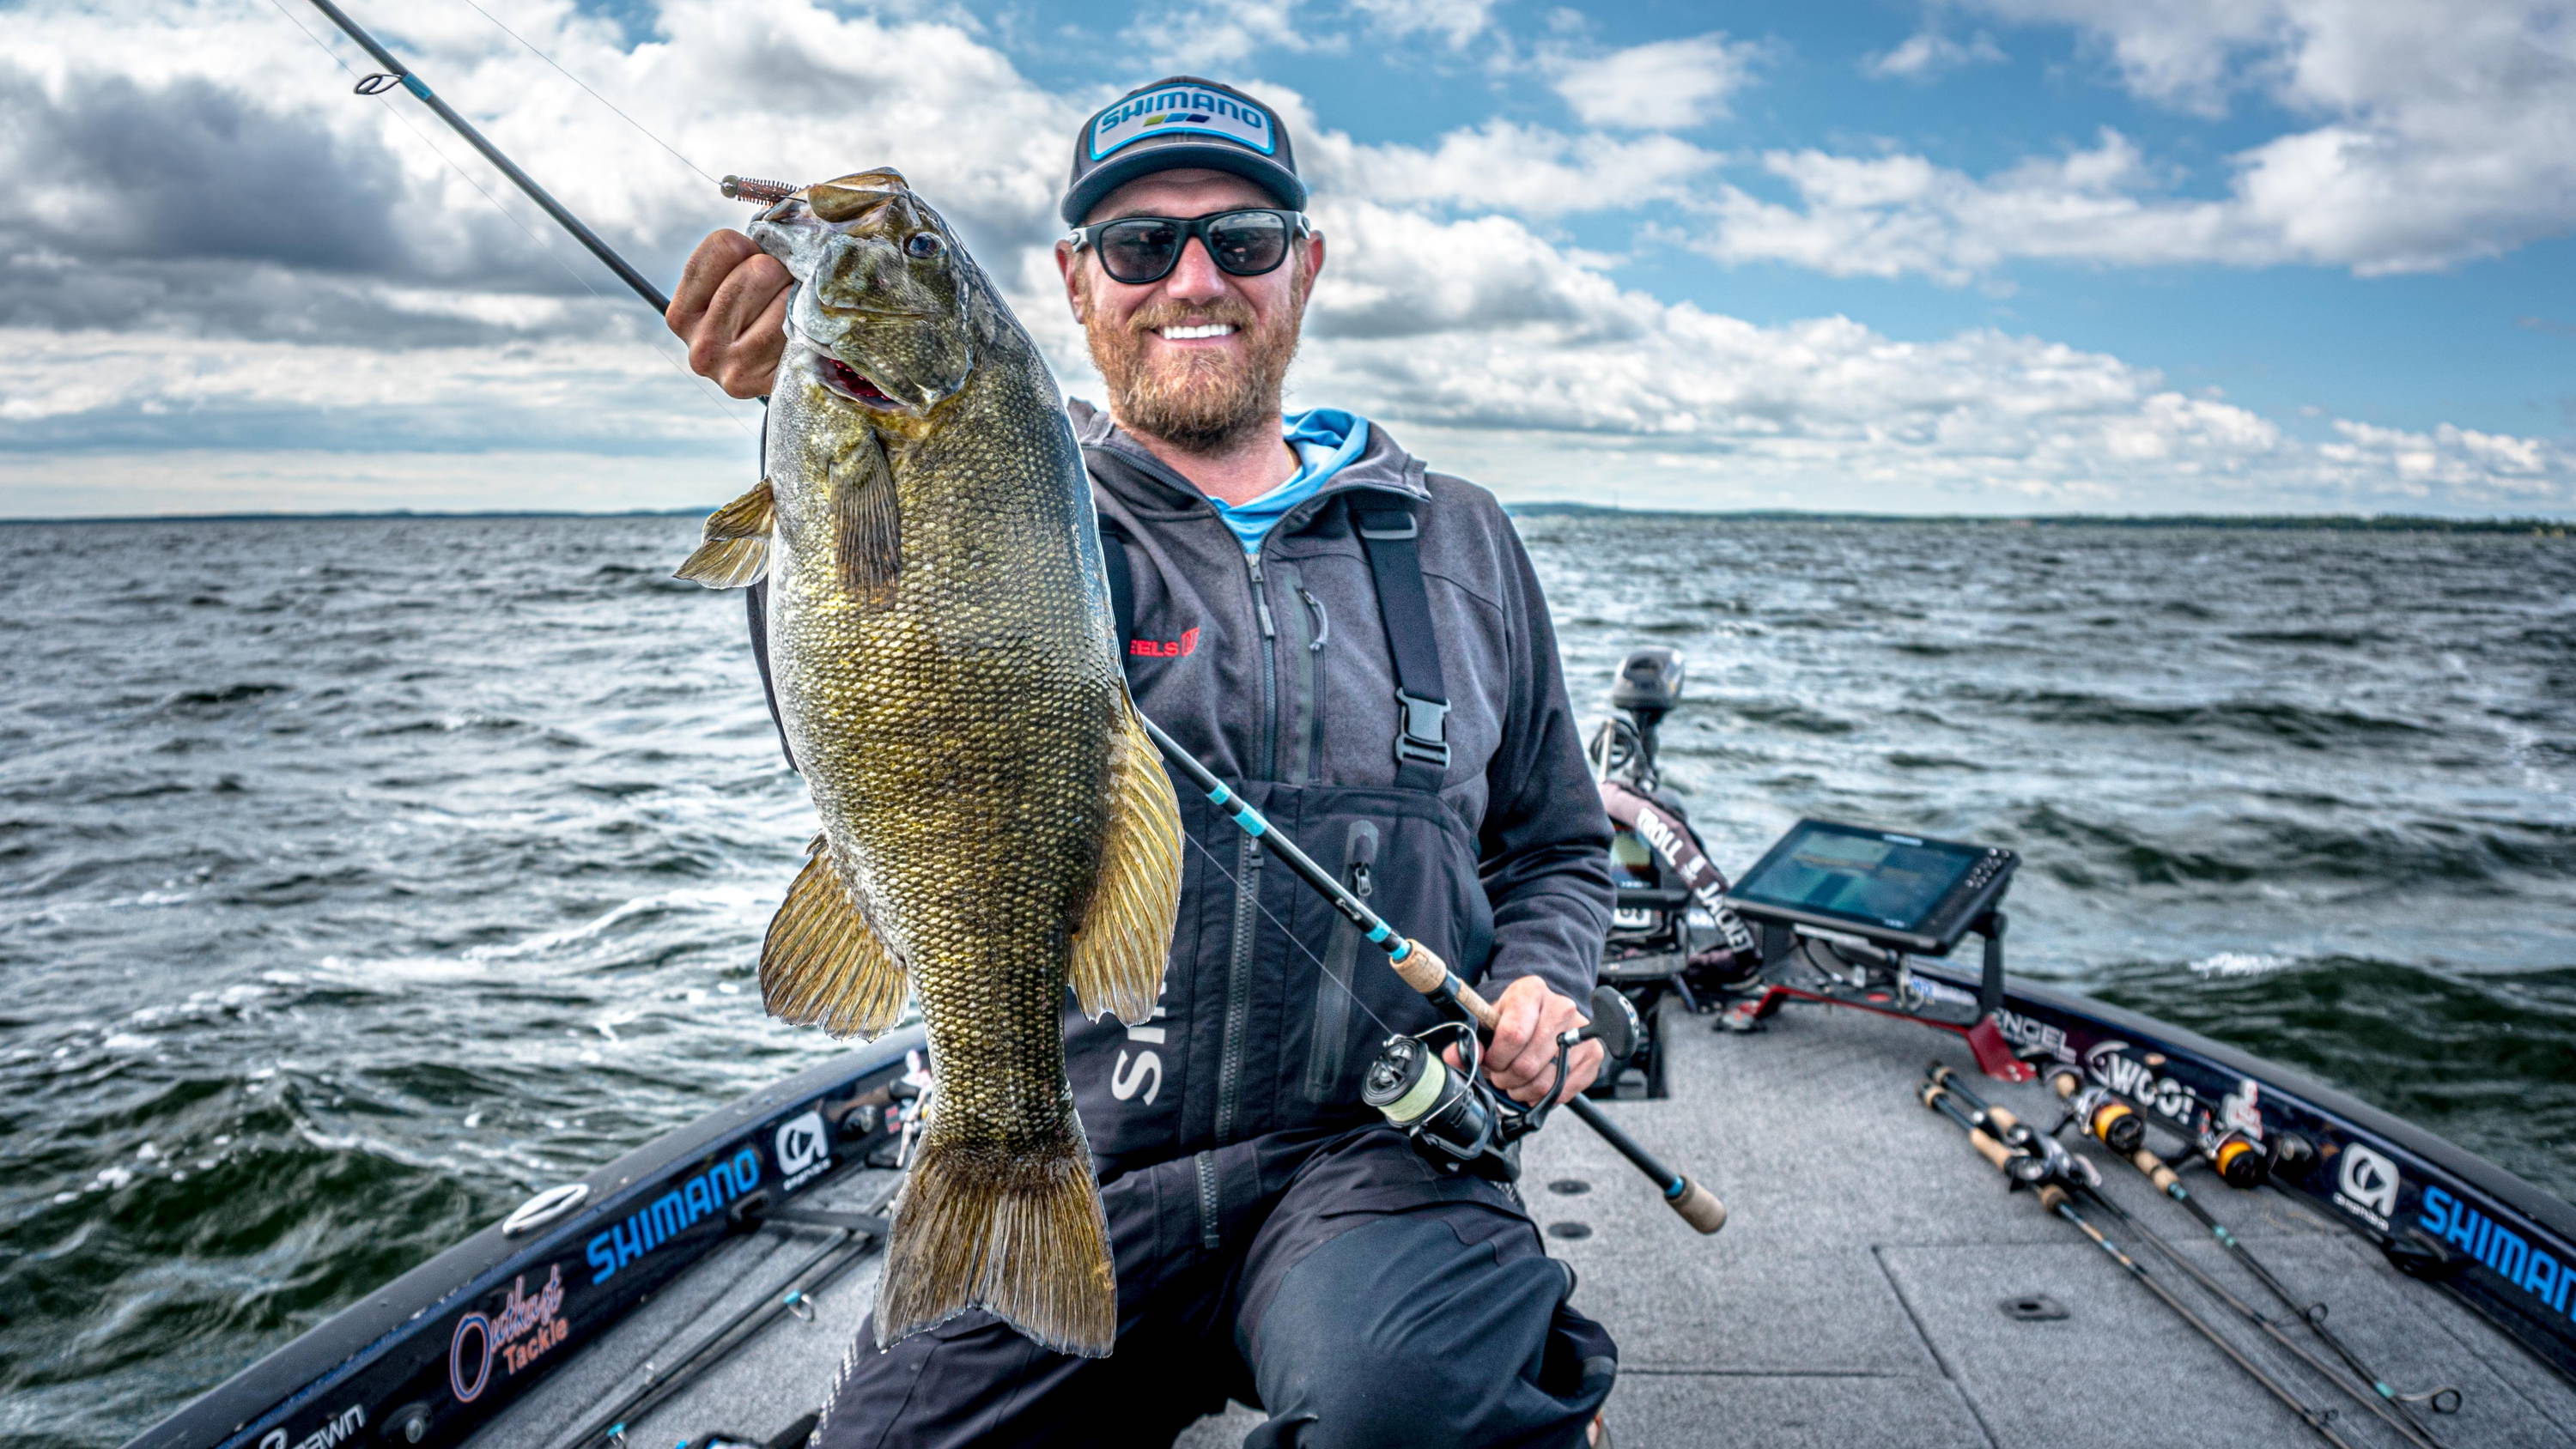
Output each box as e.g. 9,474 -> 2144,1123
1364,985 -> 1644,1181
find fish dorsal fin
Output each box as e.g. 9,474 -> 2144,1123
674,479 -> 775,589
835,440 -> 903,607
1067,703 -> 1182,1023
761,834 -> 909,1040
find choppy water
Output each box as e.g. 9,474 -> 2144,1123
3,513 -> 2572,1444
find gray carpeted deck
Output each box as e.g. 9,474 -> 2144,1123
470,1000 -> 2576,1447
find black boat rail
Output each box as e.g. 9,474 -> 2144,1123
125,1031 -> 926,1449
1910,960 -> 2576,1388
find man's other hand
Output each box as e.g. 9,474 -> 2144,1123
668,229 -> 789,399
1454,975 -> 1602,1106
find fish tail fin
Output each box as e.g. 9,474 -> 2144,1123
1068,703 -> 1182,1024
760,836 -> 908,1040
675,479 -> 775,588
876,1127 -> 1115,1358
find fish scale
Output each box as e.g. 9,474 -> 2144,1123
675,169 -> 1181,1358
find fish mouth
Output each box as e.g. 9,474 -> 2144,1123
815,353 -> 902,410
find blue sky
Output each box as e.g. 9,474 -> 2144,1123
2,0 -> 2570,516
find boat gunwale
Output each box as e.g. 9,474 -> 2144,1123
121,1028 -> 927,1449
1912,961 -> 2576,1383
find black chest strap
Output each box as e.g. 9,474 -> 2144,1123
1351,500 -> 1449,792
1053,493 -> 1449,794
1099,517 -> 1138,663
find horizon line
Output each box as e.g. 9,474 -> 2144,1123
1,503 -> 2570,531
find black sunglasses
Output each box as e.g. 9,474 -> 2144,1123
1065,208 -> 1310,285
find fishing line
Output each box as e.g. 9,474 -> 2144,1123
1171,824 -> 1404,1043
450,0 -> 720,187
258,0 -> 756,437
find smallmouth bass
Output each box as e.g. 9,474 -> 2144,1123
677,170 -> 1180,1358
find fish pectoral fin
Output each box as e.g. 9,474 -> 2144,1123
837,445 -> 902,606
760,841 -> 909,1040
675,479 -> 776,589
1068,706 -> 1181,1024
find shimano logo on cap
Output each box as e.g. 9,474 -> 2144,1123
1091,87 -> 1274,161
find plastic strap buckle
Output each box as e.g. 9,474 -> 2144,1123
1394,689 -> 1450,768
1356,510 -> 1420,541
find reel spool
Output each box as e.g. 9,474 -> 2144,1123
2048,1068 -> 2145,1154
1364,986 -> 1641,1183
1364,1030 -> 1505,1177
2206,1130 -> 2269,1189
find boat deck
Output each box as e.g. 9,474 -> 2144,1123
469,1001 -> 2576,1448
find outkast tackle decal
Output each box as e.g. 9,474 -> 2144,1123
450,1264 -> 572,1404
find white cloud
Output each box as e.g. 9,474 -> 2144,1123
1864,27 -> 2008,80
1966,0 -> 2293,114
1306,120 -> 1722,216
1347,0 -> 1498,49
1549,33 -> 1766,130
2318,420 -> 2567,500
1812,0 -> 2576,276
1118,0 -> 1324,72
1690,130 -> 2273,283
1117,0 -> 1497,70
0,0 -> 2562,520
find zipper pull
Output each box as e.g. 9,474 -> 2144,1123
1298,586 -> 1329,652
1249,555 -> 1277,640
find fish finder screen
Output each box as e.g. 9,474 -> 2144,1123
1729,822 -> 1983,933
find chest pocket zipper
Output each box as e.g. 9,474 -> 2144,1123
1302,819 -> 1380,1104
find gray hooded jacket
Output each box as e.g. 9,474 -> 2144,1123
1072,399 -> 1611,1015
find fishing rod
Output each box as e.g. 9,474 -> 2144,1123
2046,1069 -> 2464,1430
299,0 -> 671,314
1920,1074 -> 2365,1449
1136,714 -> 1728,1234
278,13 -> 1726,1236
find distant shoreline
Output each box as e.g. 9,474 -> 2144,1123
1,503 -> 2567,535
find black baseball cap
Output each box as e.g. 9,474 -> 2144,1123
1061,76 -> 1305,227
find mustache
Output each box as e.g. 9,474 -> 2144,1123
1127,300 -> 1260,334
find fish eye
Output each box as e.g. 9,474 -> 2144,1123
905,233 -> 945,259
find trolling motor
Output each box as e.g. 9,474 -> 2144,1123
1586,650 -> 1764,1096
1364,986 -> 1643,1180
1589,647 -> 1684,789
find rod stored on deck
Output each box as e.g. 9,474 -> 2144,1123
2046,1069 -> 2463,1434
1922,1071 -> 2366,1449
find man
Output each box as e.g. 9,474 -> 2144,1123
668,76 -> 1617,1449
